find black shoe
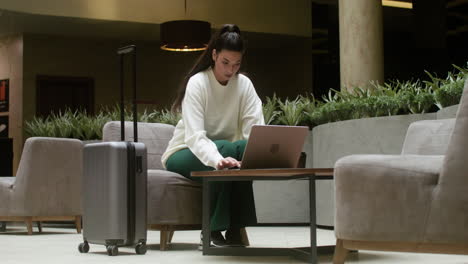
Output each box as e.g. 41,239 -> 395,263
198,231 -> 228,251
225,228 -> 246,247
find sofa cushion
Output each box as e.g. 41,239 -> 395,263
147,169 -> 202,225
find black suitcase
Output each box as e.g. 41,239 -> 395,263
79,45 -> 148,256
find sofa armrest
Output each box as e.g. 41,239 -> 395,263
401,119 -> 455,155
0,177 -> 15,212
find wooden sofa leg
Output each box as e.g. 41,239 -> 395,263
37,222 -> 42,233
333,239 -> 349,264
75,216 -> 82,234
240,227 -> 250,246
160,230 -> 169,251
168,230 -> 175,243
25,218 -> 33,235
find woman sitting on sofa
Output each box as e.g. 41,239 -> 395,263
161,24 -> 264,247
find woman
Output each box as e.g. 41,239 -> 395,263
161,24 -> 264,247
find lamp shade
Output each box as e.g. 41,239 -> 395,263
160,20 -> 211,52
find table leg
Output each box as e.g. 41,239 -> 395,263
309,176 -> 317,264
202,178 -> 211,254
199,176 -> 331,263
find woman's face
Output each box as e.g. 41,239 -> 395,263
212,49 -> 242,85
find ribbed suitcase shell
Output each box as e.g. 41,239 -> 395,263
82,141 -> 147,251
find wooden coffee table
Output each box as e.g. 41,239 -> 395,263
191,168 -> 334,264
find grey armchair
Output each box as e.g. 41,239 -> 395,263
0,137 -> 83,235
103,122 -> 203,250
333,80 -> 468,263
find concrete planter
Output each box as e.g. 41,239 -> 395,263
436,104 -> 459,120
255,113 -> 438,224
312,113 -> 437,167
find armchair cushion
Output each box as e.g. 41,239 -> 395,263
335,154 -> 443,242
0,137 -> 83,217
333,80 -> 468,264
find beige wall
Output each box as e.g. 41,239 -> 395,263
22,34 -> 200,121
0,35 -> 23,175
0,0 -> 312,37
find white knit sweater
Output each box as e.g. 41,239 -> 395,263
161,68 -> 265,169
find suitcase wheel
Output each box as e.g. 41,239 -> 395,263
106,245 -> 119,256
135,242 -> 147,255
78,242 -> 89,253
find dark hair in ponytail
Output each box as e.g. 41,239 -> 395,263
171,24 -> 246,112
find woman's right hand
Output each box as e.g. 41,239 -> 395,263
216,157 -> 241,170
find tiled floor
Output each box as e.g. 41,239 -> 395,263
1,225 -> 467,264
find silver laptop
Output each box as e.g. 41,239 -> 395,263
239,125 -> 309,169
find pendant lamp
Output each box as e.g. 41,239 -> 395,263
160,0 -> 211,52
160,20 -> 211,51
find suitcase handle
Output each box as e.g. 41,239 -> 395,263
118,45 -> 138,143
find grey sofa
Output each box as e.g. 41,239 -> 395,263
103,122 -> 202,250
333,80 -> 468,263
0,137 -> 83,234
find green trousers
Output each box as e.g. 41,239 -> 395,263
165,140 -> 257,231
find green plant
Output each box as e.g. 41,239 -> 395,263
434,67 -> 467,109
322,89 -> 341,103
23,62 -> 468,137
54,111 -> 77,138
299,95 -> 317,114
301,95 -> 321,127
83,111 -> 110,140
276,97 -> 306,126
435,77 -> 465,108
24,105 -> 181,140
262,94 -> 280,125
99,104 -> 133,121
425,64 -> 467,109
24,116 -> 55,138
372,95 -> 402,116
307,100 -> 356,125
154,109 -> 182,126
25,109 -> 109,140
138,109 -> 158,123
352,96 -> 378,118
390,80 -> 435,114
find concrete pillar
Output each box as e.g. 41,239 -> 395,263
339,0 -> 384,91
